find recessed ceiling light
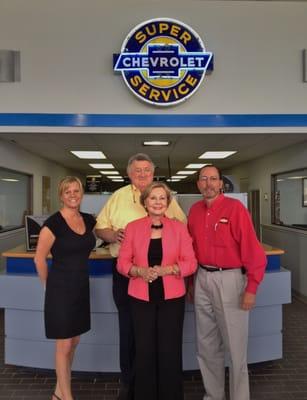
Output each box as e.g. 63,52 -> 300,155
89,163 -> 114,169
112,178 -> 125,182
71,151 -> 106,159
185,163 -> 209,169
198,151 -> 237,159
287,176 -> 305,180
171,175 -> 187,179
143,141 -> 170,146
86,175 -> 102,177
167,178 -> 181,182
176,170 -> 197,175
1,178 -> 19,182
100,171 -> 119,175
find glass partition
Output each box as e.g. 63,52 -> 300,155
0,167 -> 32,232
272,167 -> 307,230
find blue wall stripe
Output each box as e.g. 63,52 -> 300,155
1,113 -> 307,127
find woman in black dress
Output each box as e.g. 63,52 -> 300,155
35,176 -> 96,400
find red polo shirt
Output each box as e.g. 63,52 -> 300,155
188,194 -> 267,294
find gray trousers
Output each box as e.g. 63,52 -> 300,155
194,267 -> 250,400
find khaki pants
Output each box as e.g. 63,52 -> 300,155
194,267 -> 250,400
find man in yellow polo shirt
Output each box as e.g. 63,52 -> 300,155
95,153 -> 185,400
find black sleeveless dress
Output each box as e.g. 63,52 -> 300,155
43,211 -> 96,339
148,238 -> 164,302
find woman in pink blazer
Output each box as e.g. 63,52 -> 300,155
117,182 -> 197,400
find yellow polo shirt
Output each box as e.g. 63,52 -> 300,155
95,184 -> 186,257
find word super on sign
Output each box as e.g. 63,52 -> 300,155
113,18 -> 214,106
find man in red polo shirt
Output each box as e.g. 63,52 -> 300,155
188,165 -> 267,400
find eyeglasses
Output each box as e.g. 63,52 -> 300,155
199,176 -> 220,182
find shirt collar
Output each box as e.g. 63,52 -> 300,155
130,184 -> 141,204
131,184 -> 141,194
203,193 -> 225,211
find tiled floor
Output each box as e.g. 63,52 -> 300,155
1,297 -> 307,399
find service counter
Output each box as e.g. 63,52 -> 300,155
0,244 -> 291,372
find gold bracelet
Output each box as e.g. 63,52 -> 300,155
172,265 -> 179,275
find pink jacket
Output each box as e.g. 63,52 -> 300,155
117,216 -> 197,301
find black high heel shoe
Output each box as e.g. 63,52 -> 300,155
52,394 -> 62,400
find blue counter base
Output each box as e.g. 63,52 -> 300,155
0,268 -> 291,372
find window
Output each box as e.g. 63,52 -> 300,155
272,167 -> 307,230
0,168 -> 32,232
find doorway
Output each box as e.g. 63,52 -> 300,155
249,189 -> 261,241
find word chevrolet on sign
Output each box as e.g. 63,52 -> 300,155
115,45 -> 211,79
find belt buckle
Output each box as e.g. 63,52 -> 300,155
201,265 -> 221,272
207,266 -> 221,272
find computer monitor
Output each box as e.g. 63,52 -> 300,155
25,215 -> 49,251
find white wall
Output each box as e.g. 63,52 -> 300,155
0,139 -> 80,215
225,140 -> 307,226
0,0 -> 307,115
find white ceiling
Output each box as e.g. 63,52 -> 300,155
1,131 -> 307,182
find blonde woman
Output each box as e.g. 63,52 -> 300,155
117,182 -> 197,400
35,177 -> 96,400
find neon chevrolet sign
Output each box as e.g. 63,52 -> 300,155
113,18 -> 214,106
